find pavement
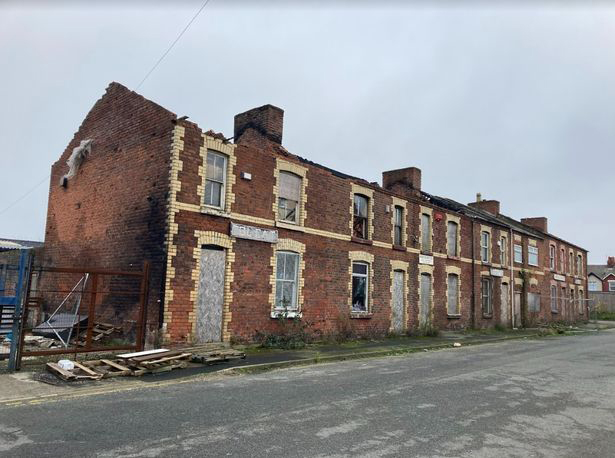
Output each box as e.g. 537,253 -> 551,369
2,329 -> 615,456
0,328 -> 556,404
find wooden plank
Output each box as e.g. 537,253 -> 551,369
46,362 -> 75,381
72,361 -> 103,379
118,348 -> 170,359
139,353 -> 191,367
102,359 -> 131,372
128,350 -> 183,363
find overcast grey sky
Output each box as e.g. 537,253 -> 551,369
1,1 -> 613,263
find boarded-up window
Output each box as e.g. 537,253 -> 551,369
204,151 -> 227,208
528,292 -> 541,313
550,285 -> 557,312
447,274 -> 459,315
352,262 -> 369,312
420,273 -> 432,325
577,254 -> 583,276
353,195 -> 369,239
421,214 -> 431,252
278,172 -> 302,223
447,221 -> 458,256
275,251 -> 299,310
481,278 -> 492,315
500,237 -> 507,265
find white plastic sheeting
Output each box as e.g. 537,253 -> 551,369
61,139 -> 93,185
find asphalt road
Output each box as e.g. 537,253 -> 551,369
2,332 -> 615,457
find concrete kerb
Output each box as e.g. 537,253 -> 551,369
219,333 -> 553,376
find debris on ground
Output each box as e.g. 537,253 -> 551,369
44,347 -> 246,382
453,342 -> 462,347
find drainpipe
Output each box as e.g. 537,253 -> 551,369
510,227 -> 515,328
471,219 -> 476,329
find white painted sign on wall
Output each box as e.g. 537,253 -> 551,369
490,268 -> 504,277
554,274 -> 566,282
230,222 -> 278,243
419,255 -> 434,266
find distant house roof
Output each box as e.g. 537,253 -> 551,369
0,239 -> 43,251
588,265 -> 615,280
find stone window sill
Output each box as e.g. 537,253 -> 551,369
447,314 -> 461,319
351,237 -> 373,246
393,245 -> 407,252
482,314 -> 493,319
201,206 -> 230,218
275,221 -> 305,232
447,255 -> 460,261
350,312 -> 373,319
551,310 -> 558,314
421,250 -> 433,256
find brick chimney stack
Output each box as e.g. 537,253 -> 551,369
234,104 -> 284,144
608,257 -> 615,268
520,217 -> 548,233
382,167 -> 422,199
468,198 -> 500,215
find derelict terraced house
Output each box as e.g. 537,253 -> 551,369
43,83 -> 589,344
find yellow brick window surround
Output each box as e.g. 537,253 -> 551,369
199,134 -> 237,217
445,265 -> 462,316
350,183 -> 374,240
190,231 -> 236,342
269,238 -> 306,318
348,251 -> 375,316
273,158 -> 309,229
391,196 -> 408,247
389,260 -> 409,331
419,206 -> 433,254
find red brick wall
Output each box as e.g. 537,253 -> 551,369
43,82 -> 176,336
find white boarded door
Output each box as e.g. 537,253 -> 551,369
500,283 -> 509,327
391,270 -> 405,334
420,273 -> 431,326
195,246 -> 225,343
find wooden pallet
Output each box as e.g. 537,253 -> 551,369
191,349 -> 245,365
46,361 -> 103,381
81,359 -> 132,378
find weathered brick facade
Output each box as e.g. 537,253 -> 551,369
44,83 -> 589,344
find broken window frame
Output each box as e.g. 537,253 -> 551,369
277,171 -> 302,224
353,194 -> 369,240
394,206 -> 404,246
204,150 -> 228,209
351,261 -> 369,312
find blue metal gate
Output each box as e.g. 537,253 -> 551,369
0,242 -> 32,370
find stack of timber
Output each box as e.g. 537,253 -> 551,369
117,349 -> 192,375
